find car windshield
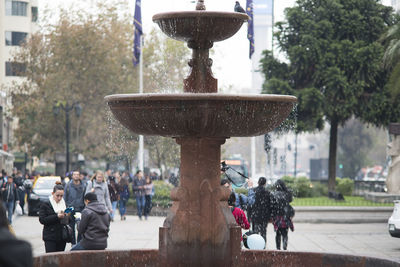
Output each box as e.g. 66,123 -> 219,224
35,179 -> 58,190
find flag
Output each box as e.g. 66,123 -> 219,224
246,0 -> 254,59
133,0 -> 142,66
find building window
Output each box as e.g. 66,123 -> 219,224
5,0 -> 28,16
5,31 -> 27,46
31,6 -> 38,22
5,62 -> 26,76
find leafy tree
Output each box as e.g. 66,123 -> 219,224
11,2 -> 189,172
260,0 -> 396,191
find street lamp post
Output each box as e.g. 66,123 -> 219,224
53,101 -> 82,174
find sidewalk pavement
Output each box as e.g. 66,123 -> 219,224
12,211 -> 400,263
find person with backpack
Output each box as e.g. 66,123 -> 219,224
64,170 -> 85,245
1,176 -> 19,224
271,179 -> 294,250
249,177 -> 271,248
118,177 -> 130,221
228,192 -> 250,236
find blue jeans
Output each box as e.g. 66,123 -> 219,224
119,199 -> 127,216
136,195 -> 145,218
111,201 -> 118,220
3,201 -> 14,224
71,241 -> 86,251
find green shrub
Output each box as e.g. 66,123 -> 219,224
235,187 -> 248,195
152,180 -> 174,208
294,177 -> 313,197
336,178 -> 354,196
311,182 -> 328,197
281,176 -> 295,191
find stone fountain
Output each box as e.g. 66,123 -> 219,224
34,1 -> 400,266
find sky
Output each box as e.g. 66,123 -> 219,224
39,0 -> 296,91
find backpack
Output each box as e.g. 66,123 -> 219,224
120,185 -> 130,201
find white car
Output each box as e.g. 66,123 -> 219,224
388,200 -> 400,238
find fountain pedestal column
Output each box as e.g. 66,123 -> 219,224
159,137 -> 241,266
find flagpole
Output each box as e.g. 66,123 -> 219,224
139,35 -> 144,172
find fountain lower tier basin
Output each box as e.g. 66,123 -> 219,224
105,93 -> 297,137
34,249 -> 399,267
152,11 -> 248,48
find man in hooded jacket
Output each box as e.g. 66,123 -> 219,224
71,192 -> 111,250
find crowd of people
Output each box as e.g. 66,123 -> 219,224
223,177 -> 295,250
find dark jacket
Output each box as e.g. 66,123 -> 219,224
250,186 -> 271,223
79,201 -> 111,250
108,182 -> 119,202
1,182 -> 19,202
64,180 -> 85,212
38,200 -> 64,242
271,190 -> 293,217
132,177 -> 146,197
0,227 -> 33,267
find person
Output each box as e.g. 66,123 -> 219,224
79,171 -> 89,186
143,176 -> 154,220
1,176 -> 19,224
228,192 -> 250,233
249,177 -> 271,247
39,182 -> 70,253
14,171 -> 26,215
85,170 -> 113,216
64,170 -> 86,244
132,170 -> 146,220
0,200 -> 33,267
108,176 -> 119,222
71,192 -> 111,251
118,176 -> 130,221
271,179 -> 294,250
220,178 -> 253,210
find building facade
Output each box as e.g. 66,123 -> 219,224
0,0 -> 38,172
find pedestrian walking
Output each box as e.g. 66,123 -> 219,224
14,171 -> 26,215
271,179 -> 294,250
249,177 -> 271,247
39,182 -> 70,253
118,177 -> 130,221
64,170 -> 85,244
132,170 -> 146,220
108,176 -> 119,222
71,192 -> 111,251
1,176 -> 19,224
143,176 -> 154,220
85,170 -> 113,216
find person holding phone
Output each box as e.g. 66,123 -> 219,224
39,182 -> 70,253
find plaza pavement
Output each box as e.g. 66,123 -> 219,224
11,212 -> 400,264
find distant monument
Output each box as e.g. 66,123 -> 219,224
387,123 -> 400,194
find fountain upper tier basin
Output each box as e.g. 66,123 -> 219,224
152,11 -> 248,48
105,93 -> 297,137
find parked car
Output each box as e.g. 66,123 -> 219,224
388,200 -> 400,238
27,176 -> 61,216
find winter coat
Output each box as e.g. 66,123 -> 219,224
231,207 -> 250,230
64,180 -> 85,212
132,177 -> 146,197
270,190 -> 293,217
108,183 -> 119,202
38,200 -> 65,242
1,182 -> 19,202
78,201 -> 111,250
85,180 -> 112,211
0,227 -> 33,267
250,186 -> 271,223
118,184 -> 130,201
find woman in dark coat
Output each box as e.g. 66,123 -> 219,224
39,182 -> 69,253
271,179 -> 294,250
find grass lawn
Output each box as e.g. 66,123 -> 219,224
292,196 -> 393,207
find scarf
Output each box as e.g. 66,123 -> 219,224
48,195 -> 66,214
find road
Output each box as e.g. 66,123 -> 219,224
11,214 -> 400,263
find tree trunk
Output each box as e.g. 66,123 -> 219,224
328,118 -> 338,192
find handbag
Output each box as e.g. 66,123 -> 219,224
15,204 -> 23,216
62,224 -> 74,243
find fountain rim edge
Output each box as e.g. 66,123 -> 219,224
104,93 -> 297,103
152,11 -> 249,22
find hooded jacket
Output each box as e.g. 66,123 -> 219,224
78,201 -> 111,250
